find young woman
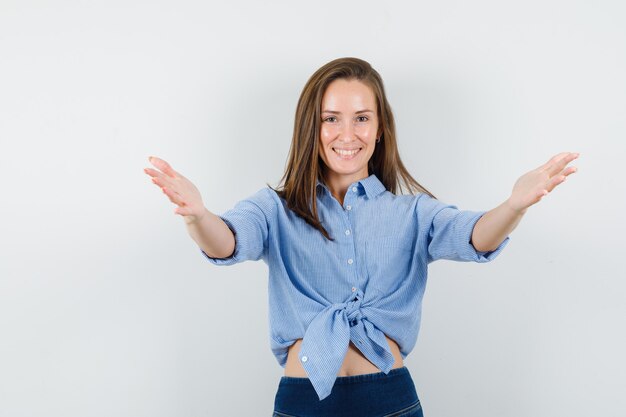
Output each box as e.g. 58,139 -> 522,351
144,57 -> 579,417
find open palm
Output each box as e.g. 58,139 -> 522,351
143,156 -> 207,223
507,152 -> 579,213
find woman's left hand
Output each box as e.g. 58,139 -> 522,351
507,151 -> 580,213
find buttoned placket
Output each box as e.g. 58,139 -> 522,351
343,184 -> 360,297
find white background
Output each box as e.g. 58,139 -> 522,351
1,1 -> 624,416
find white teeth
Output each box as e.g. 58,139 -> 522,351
333,148 -> 360,156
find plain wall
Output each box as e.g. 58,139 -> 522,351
1,0 -> 624,416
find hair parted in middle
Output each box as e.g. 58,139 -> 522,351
268,57 -> 436,241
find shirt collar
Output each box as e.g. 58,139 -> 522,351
316,174 -> 387,199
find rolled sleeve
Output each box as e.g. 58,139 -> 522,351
455,210 -> 510,262
417,194 -> 510,264
200,187 -> 274,266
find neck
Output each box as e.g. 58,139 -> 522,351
322,169 -> 369,205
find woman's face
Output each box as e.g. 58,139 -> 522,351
319,78 -> 380,182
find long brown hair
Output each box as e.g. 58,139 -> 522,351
268,57 -> 436,241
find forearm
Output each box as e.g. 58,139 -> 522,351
471,199 -> 525,252
186,208 -> 235,258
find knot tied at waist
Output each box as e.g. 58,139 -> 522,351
297,289 -> 396,401
344,289 -> 363,327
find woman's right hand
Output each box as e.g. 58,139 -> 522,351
144,156 -> 207,224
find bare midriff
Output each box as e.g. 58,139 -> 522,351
284,334 -> 404,377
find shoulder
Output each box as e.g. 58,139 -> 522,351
413,192 -> 456,211
389,192 -> 460,220
246,186 -> 280,211
379,190 -> 428,208
225,186 -> 279,220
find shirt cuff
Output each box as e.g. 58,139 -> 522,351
460,210 -> 511,262
199,216 -> 242,266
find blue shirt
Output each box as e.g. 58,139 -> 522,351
200,174 -> 510,401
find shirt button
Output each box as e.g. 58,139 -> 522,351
346,205 -> 352,210
345,229 -> 351,235
351,286 -> 356,292
347,258 -> 353,264
301,356 -> 308,362
352,186 -> 357,192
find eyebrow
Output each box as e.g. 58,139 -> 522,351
321,109 -> 374,114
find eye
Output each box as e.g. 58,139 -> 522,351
356,116 -> 369,122
323,116 -> 337,123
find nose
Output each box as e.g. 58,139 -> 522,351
338,119 -> 356,141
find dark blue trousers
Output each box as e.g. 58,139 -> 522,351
273,366 -> 423,417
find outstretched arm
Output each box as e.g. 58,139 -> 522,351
471,151 -> 580,252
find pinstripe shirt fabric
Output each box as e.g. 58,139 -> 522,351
200,174 -> 510,401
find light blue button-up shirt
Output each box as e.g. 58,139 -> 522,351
200,174 -> 510,401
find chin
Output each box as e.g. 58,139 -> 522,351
328,165 -> 368,175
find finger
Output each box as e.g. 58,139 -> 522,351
148,171 -> 174,190
543,152 -> 579,177
545,172 -> 568,192
144,167 -> 172,184
547,166 -> 577,189
544,155 -> 569,177
161,186 -> 185,206
174,206 -> 192,216
149,156 -> 181,179
539,152 -> 569,171
559,165 -> 578,178
162,186 -> 185,206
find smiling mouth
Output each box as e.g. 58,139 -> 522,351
333,148 -> 362,159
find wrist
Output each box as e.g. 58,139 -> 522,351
185,207 -> 209,226
505,198 -> 527,216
